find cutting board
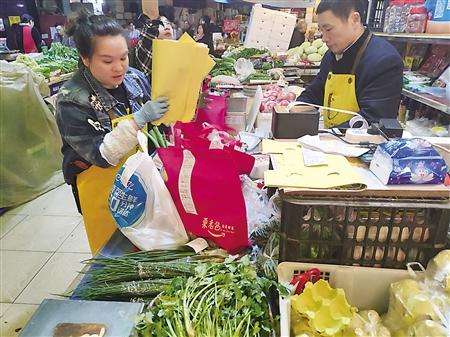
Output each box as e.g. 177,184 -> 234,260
19,299 -> 143,337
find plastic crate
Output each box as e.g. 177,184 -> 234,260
367,0 -> 389,31
278,262 -> 411,337
279,195 -> 450,268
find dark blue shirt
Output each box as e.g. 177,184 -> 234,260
299,29 -> 404,124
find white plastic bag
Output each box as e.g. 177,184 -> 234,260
109,132 -> 189,250
241,176 -> 272,235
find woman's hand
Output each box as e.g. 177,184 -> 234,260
133,97 -> 169,129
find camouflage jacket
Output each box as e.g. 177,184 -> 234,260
55,66 -> 150,184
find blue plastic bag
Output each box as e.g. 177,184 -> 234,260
370,138 -> 447,185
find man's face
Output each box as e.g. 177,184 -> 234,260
318,10 -> 362,55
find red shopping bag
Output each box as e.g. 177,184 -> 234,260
173,122 -> 253,175
195,93 -> 228,130
157,145 -> 251,253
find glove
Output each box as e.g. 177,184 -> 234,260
133,97 -> 169,128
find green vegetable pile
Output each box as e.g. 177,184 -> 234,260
228,47 -> 269,60
14,42 -> 78,79
245,70 -> 272,83
210,57 -> 236,77
136,256 -> 281,337
144,126 -> 168,148
71,249 -> 224,303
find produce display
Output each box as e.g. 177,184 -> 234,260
135,256 -> 280,337
211,57 -> 236,77
287,250 -> 450,337
245,70 -> 272,83
383,250 -> 450,337
14,42 -> 78,79
72,249 -> 222,302
224,46 -> 269,60
260,84 -> 297,113
286,39 -> 328,65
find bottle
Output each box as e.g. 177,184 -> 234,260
401,0 -> 414,33
398,98 -> 407,123
391,0 -> 405,33
383,1 -> 393,33
406,0 -> 428,33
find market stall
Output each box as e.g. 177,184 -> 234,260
11,2 -> 450,337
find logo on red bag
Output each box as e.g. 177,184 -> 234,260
201,217 -> 235,238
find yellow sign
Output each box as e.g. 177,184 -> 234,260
8,16 -> 20,26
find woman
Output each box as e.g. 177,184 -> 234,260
56,11 -> 169,254
135,15 -> 174,77
194,24 -> 213,54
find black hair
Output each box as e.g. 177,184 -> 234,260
158,5 -> 174,22
316,0 -> 367,22
198,23 -> 210,35
65,10 -> 125,58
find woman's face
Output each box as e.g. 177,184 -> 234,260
197,25 -> 204,36
82,34 -> 129,89
158,17 -> 173,40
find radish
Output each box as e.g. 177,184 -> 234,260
260,102 -> 267,112
277,92 -> 288,101
279,100 -> 290,106
287,92 -> 296,101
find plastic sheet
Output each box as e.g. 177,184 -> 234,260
0,61 -> 63,208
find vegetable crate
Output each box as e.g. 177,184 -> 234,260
279,195 -> 450,269
277,262 -> 411,337
367,0 -> 389,31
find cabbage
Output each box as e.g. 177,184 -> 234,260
394,319 -> 449,337
318,45 -> 329,56
426,250 -> 450,292
287,46 -> 304,58
344,311 -> 391,337
291,280 -> 355,337
312,39 -> 324,49
307,53 -> 322,63
383,279 -> 447,334
305,46 -> 318,55
300,41 -> 311,50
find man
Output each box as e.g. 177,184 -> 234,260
134,14 -> 174,78
289,19 -> 307,49
298,0 -> 403,128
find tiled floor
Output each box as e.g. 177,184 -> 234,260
0,184 -> 91,337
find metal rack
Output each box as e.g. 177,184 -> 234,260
374,32 -> 450,45
402,89 -> 450,115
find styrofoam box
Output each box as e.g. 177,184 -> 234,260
278,262 -> 411,337
226,111 -> 247,135
227,95 -> 248,113
256,112 -> 272,135
245,5 -> 297,53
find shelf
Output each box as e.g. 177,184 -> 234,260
374,32 -> 450,45
402,89 -> 450,114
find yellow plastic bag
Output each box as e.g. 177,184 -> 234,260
151,33 -> 215,125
